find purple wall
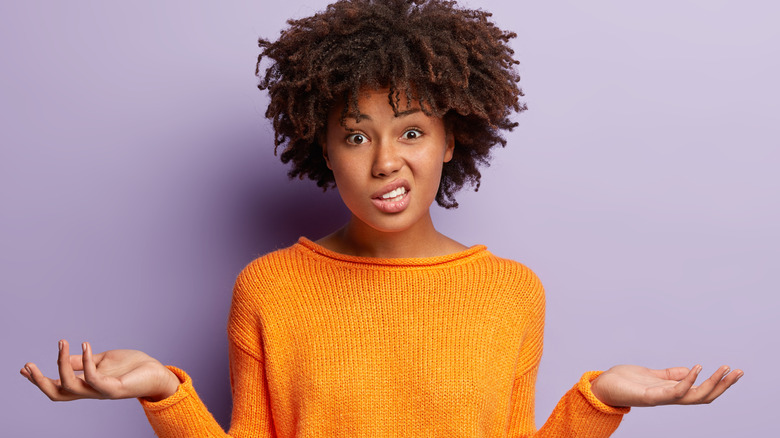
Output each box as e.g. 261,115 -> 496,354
2,1 -> 775,436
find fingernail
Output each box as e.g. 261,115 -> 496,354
58,340 -> 63,351
25,365 -> 32,375
724,366 -> 730,374
736,371 -> 744,381
82,342 -> 87,351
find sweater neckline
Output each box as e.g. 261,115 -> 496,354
295,237 -> 489,267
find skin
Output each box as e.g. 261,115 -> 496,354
21,87 -> 743,408
21,340 -> 179,402
317,88 -> 465,258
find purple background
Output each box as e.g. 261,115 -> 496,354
2,1 -> 776,436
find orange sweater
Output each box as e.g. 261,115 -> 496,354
141,237 -> 629,436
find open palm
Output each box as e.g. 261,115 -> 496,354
591,364 -> 743,407
21,340 -> 179,402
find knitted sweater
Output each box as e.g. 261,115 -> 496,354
140,237 -> 629,437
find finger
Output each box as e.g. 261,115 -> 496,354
20,363 -> 32,379
685,365 -> 730,403
69,348 -> 105,371
58,340 -> 100,397
700,368 -> 743,404
682,365 -> 735,404
668,364 -> 701,399
82,341 -> 112,398
24,362 -> 82,401
57,340 -> 79,391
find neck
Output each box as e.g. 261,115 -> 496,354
319,214 -> 464,258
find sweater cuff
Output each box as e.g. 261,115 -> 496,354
138,366 -> 191,411
578,371 -> 631,415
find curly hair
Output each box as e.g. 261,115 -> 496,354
256,0 -> 525,208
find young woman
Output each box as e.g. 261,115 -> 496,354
21,0 -> 742,436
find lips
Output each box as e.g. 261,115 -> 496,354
371,179 -> 411,213
371,180 -> 409,199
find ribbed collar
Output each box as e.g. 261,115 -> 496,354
295,237 -> 489,268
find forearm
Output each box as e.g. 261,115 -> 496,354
534,372 -> 629,437
140,366 -> 231,437
509,370 -> 629,438
139,340 -> 274,438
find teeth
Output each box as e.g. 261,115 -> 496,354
381,187 -> 406,199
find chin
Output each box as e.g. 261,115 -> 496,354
355,212 -> 420,234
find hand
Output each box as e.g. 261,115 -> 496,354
20,340 -> 180,402
590,364 -> 743,408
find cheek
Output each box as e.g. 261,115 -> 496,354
409,153 -> 446,198
329,158 -> 361,193
414,148 -> 447,176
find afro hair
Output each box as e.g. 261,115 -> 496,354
256,0 -> 525,208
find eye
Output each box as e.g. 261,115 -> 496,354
401,129 -> 423,140
346,133 -> 367,145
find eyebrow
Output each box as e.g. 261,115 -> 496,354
350,108 -> 422,122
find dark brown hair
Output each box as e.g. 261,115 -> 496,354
256,0 -> 525,208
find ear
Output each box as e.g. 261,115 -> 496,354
321,140 -> 332,170
443,134 -> 455,163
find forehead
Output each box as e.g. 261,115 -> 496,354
330,87 -> 428,122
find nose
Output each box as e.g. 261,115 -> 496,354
371,141 -> 402,178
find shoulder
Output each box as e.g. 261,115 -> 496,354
237,244 -> 296,279
467,251 -> 546,313
228,245 -> 307,357
233,243 -> 310,295
228,244 -> 305,330
479,252 -> 544,290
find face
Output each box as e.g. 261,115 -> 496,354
322,88 -> 454,235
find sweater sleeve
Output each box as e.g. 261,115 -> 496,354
138,264 -> 275,437
507,276 -> 629,437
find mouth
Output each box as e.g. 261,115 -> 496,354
378,186 -> 407,202
371,180 -> 411,213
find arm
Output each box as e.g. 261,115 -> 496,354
505,269 -> 743,436
136,262 -> 276,437
21,338 -> 273,438
509,366 -> 629,438
506,279 -> 628,437
140,339 -> 274,437
21,264 -> 277,437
